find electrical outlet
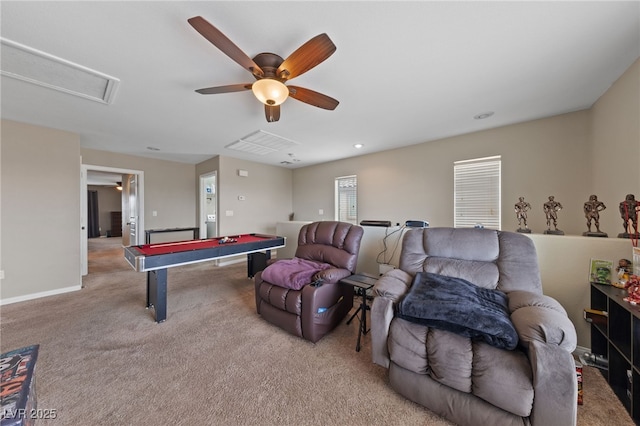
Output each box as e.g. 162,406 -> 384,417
225,210 -> 234,216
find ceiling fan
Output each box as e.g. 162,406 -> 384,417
188,16 -> 339,123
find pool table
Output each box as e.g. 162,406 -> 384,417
124,233 -> 285,322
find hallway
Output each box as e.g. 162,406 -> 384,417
86,237 -> 130,275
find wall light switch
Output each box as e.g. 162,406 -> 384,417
0,270 -> 4,280
319,209 -> 324,215
225,210 -> 234,217
152,211 -> 158,217
238,169 -> 249,177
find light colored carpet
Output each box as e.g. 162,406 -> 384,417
0,237 -> 633,425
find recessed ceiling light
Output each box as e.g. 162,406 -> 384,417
354,144 -> 364,149
474,112 -> 494,120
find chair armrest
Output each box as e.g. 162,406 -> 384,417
508,290 -> 577,352
301,279 -> 353,343
372,269 -> 413,301
528,339 -> 577,426
371,269 -> 413,367
313,268 -> 352,284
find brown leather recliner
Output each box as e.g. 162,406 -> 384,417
254,221 -> 364,343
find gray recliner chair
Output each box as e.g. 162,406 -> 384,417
254,221 -> 364,343
371,227 -> 577,426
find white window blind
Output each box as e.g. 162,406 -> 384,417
454,156 -> 501,229
335,175 -> 357,225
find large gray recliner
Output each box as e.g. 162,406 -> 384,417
371,227 -> 577,426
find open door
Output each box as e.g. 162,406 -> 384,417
199,172 -> 217,239
80,166 -> 88,276
81,165 -> 144,276
122,174 -> 139,247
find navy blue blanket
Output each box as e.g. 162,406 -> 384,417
396,272 -> 518,350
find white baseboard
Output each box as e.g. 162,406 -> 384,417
0,285 -> 82,306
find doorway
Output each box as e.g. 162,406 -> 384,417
199,172 -> 217,239
80,164 -> 144,276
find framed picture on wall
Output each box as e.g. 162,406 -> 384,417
589,259 -> 614,285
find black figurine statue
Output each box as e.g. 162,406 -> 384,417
543,196 -> 564,235
583,194 -> 608,237
618,194 -> 640,238
514,197 -> 531,233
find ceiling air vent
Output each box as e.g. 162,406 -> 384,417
0,37 -> 120,104
225,130 -> 300,156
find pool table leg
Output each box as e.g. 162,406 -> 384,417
147,268 -> 167,323
247,250 -> 271,278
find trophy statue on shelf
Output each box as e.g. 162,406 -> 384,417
618,194 -> 640,239
514,197 -> 532,233
583,194 -> 608,237
543,196 -> 564,235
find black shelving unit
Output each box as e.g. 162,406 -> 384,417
590,283 -> 640,423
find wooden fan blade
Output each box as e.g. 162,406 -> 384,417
288,86 -> 339,110
195,84 -> 252,95
277,34 -> 336,80
188,16 -> 263,77
265,105 -> 280,122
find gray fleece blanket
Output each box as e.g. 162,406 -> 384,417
396,272 -> 518,350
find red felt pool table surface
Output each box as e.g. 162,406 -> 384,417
123,233 -> 285,322
136,234 -> 273,256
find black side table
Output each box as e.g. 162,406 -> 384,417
341,273 -> 378,352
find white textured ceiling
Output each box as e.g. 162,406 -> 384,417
1,1 -> 639,168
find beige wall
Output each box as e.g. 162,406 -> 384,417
216,156 -> 293,236
292,58 -> 639,349
1,120 -> 81,300
81,148 -> 197,231
194,156 -> 293,264
294,110 -> 591,235
590,58 -> 640,236
196,156 -> 293,237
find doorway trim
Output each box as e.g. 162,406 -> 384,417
81,163 -> 144,276
199,171 -> 217,239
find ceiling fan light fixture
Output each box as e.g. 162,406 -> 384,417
252,79 -> 288,106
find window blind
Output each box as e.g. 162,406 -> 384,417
335,175 -> 357,225
454,156 -> 501,229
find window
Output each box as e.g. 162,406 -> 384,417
454,156 -> 501,229
335,175 -> 357,225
